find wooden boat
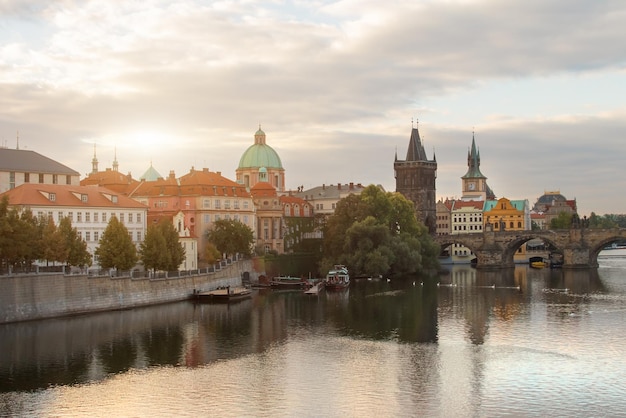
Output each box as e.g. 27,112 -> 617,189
195,286 -> 252,303
270,276 -> 309,288
324,265 -> 350,290
304,281 -> 325,295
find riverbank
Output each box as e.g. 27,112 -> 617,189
0,259 -> 254,324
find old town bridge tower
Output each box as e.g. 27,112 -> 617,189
394,123 -> 437,234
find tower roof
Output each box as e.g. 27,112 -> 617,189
238,127 -> 284,169
405,126 -> 429,161
140,163 -> 163,181
461,133 -> 486,179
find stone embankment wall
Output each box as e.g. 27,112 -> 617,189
0,259 -> 254,324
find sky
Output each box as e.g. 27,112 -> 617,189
1,0 -> 625,216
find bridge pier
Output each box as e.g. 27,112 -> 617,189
562,246 -> 596,269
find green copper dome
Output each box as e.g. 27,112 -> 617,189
238,127 -> 284,169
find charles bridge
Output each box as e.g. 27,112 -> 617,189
434,226 -> 626,269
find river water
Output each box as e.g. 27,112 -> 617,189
2,250 -> 626,417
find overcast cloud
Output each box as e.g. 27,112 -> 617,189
1,0 -> 625,215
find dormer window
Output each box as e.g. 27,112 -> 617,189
49,193 -> 56,202
81,194 -> 88,202
112,195 -> 118,203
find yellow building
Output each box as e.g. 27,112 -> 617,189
484,197 -> 531,262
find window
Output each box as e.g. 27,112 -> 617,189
58,211 -> 63,221
9,172 -> 15,189
234,200 -> 240,209
49,193 -> 56,202
215,200 -> 221,209
225,200 -> 231,209
136,213 -> 141,223
204,214 -> 210,223
203,199 -> 210,208
102,212 -> 107,222
68,212 -> 73,222
243,200 -> 249,209
94,212 -> 99,222
52,174 -> 58,184
243,215 -> 249,225
85,232 -> 91,242
94,231 -> 99,242
81,194 -> 88,202
137,231 -> 142,242
66,175 -> 71,185
77,212 -> 82,222
39,173 -> 44,183
120,213 -> 125,223
85,212 -> 90,222
285,205 -> 291,216
24,173 -> 30,183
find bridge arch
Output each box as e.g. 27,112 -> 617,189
588,235 -> 626,267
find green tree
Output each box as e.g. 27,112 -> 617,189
550,212 -> 573,229
58,217 -> 92,267
321,185 -> 439,277
587,212 -> 618,229
206,219 -> 254,258
95,216 -> 137,270
41,216 -> 67,265
140,220 -> 185,272
203,242 -> 222,265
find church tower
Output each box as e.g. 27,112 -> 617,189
461,133 -> 488,201
394,123 -> 437,234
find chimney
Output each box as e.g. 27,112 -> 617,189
203,167 -> 209,172
169,170 -> 176,179
349,182 -> 354,190
217,171 -> 221,176
338,183 -> 341,190
322,184 -> 325,190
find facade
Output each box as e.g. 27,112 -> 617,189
236,127 -> 285,192
172,211 -> 198,271
394,125 -> 437,233
449,200 -> 485,261
130,167 -> 255,265
0,147 -> 80,193
1,183 -> 148,267
250,181 -> 284,254
293,182 -> 369,217
484,197 -> 531,262
435,199 -> 453,236
280,193 -> 316,253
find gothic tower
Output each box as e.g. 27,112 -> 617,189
461,133 -> 490,201
394,123 -> 437,234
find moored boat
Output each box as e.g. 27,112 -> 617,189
270,276 -> 309,288
195,286 -> 252,303
530,261 -> 547,269
324,265 -> 350,290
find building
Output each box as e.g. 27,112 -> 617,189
532,190 -> 577,228
484,197 -> 531,262
280,193 -> 316,253
250,180 -> 284,254
236,127 -> 285,192
394,124 -> 437,233
460,134 -> 495,201
293,182 -> 369,217
0,147 -> 80,193
129,167 -> 255,265
1,183 -> 148,267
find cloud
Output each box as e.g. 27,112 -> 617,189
1,0 -> 625,216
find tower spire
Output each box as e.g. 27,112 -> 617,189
91,143 -> 99,174
113,146 -> 119,172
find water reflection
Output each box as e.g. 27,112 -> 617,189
2,261 -> 626,417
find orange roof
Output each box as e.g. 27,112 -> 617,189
453,200 -> 484,210
1,184 -> 147,209
178,168 -> 249,197
130,176 -> 180,197
81,169 -> 140,195
280,195 -> 309,205
250,181 -> 277,198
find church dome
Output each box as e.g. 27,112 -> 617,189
237,127 -> 284,169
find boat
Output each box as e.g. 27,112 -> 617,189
304,281 -> 325,295
530,261 -> 547,269
269,276 -> 309,288
324,265 -> 350,290
195,286 -> 252,303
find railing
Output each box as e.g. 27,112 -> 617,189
0,253 -> 246,278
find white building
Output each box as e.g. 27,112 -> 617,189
1,183 -> 148,267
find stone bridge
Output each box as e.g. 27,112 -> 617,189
434,227 -> 626,269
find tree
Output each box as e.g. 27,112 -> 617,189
41,216 -> 67,265
58,217 -> 92,267
206,219 -> 254,258
588,212 -> 618,229
550,212 -> 573,229
140,220 -> 185,272
95,216 -> 137,270
321,185 -> 439,277
203,242 -> 222,265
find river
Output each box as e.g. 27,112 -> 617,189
2,249 -> 626,417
